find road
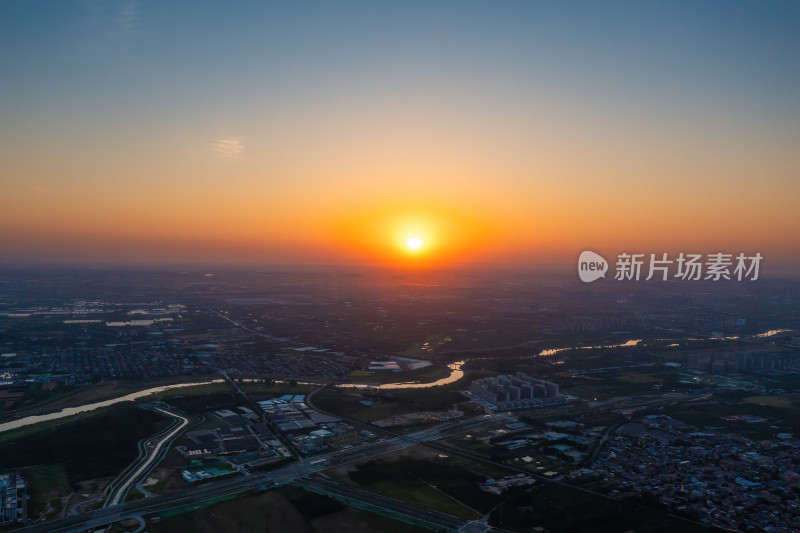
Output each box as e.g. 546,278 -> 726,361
20,473 -> 281,533
17,415 -> 494,533
221,371 -> 302,457
104,405 -> 190,506
23,384 -> 715,531
295,477 -> 469,531
308,385 -> 717,530
207,308 -> 288,342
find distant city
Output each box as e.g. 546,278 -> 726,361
2,0 -> 798,531
0,268 -> 799,532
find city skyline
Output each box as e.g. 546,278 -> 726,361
1,2 -> 799,269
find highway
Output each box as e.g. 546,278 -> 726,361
17,415 -> 496,533
20,473 -> 283,533
311,385 -> 719,529
17,389 -> 716,532
295,477 -> 469,531
220,371 -> 302,457
23,381 -> 707,531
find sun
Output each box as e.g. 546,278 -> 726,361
406,236 -> 423,250
397,228 -> 431,261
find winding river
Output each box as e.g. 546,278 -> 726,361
0,329 -> 789,433
0,380 -> 224,434
342,360 -> 466,390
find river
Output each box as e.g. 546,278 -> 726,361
0,379 -> 224,434
0,329 -> 788,433
341,360 -> 466,390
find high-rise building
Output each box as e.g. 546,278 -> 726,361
469,374 -> 561,409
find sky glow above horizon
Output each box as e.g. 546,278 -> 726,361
1,1 -> 798,268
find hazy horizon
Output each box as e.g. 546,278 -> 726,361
2,2 -> 798,269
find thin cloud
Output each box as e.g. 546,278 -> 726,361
34,185 -> 51,195
213,136 -> 246,158
85,0 -> 139,50
116,1 -> 138,34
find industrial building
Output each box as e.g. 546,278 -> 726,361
0,473 -> 26,525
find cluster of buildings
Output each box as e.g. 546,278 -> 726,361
0,298 -> 374,395
687,350 -> 800,376
591,414 -> 800,532
469,373 -> 563,410
181,469 -> 216,483
0,325 -> 360,396
0,473 -> 26,525
258,395 -> 342,454
6,345 -> 197,384
493,422 -> 590,463
176,393 -> 366,482
212,351 -> 356,380
177,406 -> 288,470
371,410 -> 462,428
551,316 -> 627,332
176,393 -> 365,481
480,473 -> 537,495
0,302 -> 186,320
180,461 -> 239,483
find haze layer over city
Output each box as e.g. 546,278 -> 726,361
1,2 -> 799,533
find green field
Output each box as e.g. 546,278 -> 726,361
148,486 -> 428,533
0,376 -> 226,422
615,372 -> 662,383
399,333 -> 453,357
0,404 -> 170,482
158,390 -> 241,414
343,364 -> 450,385
0,410 -> 101,443
312,386 -> 471,423
237,381 -> 315,401
348,456 -> 495,517
663,391 -> 800,440
145,381 -> 233,399
360,480 -> 481,519
560,366 -> 706,401
20,464 -> 71,521
124,487 -> 146,502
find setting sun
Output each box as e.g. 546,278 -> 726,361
330,202 -> 495,268
406,236 -> 423,250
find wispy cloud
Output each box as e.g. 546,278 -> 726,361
85,0 -> 139,52
116,1 -> 138,34
213,136 -> 246,158
34,185 -> 51,195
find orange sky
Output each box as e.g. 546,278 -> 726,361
1,3 -> 799,269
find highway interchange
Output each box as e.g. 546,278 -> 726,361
18,415 -> 502,533
17,378 -> 718,532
